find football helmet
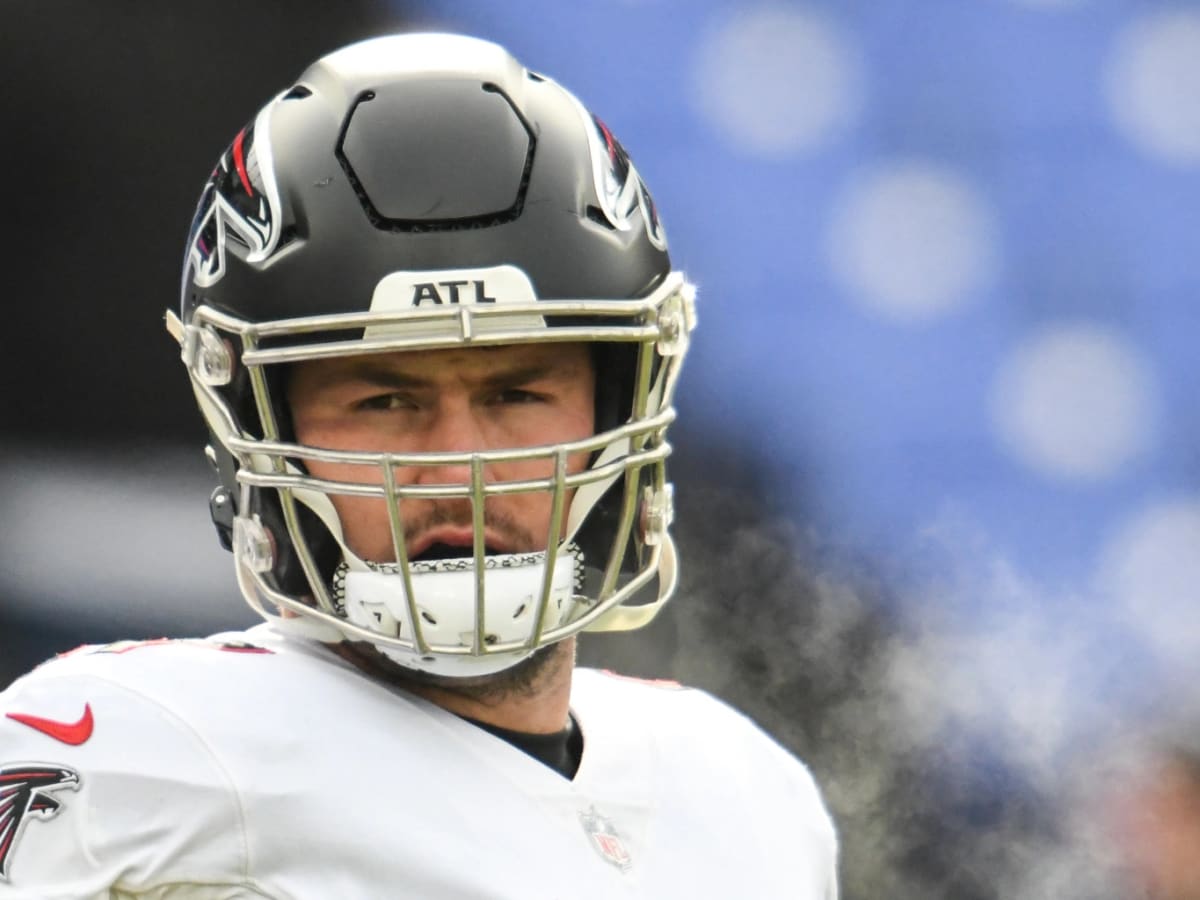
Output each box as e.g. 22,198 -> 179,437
168,33 -> 696,677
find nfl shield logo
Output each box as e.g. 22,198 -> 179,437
579,806 -> 632,872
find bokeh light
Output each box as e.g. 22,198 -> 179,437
826,162 -> 999,322
1106,10 -> 1200,166
989,323 -> 1160,481
690,5 -> 863,159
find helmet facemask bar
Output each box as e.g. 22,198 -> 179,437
169,273 -> 694,675
235,421 -> 671,649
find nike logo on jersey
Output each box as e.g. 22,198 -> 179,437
0,764 -> 81,882
5,704 -> 95,746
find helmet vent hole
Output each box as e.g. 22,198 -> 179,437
512,603 -> 528,620
484,634 -> 498,646
282,85 -> 312,100
586,205 -> 616,230
420,610 -> 438,626
336,83 -> 533,232
527,71 -> 546,83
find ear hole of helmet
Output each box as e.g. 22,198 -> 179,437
592,342 -> 642,433
252,486 -> 344,602
202,346 -> 340,604
574,462 -> 660,606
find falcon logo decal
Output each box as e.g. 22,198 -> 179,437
0,764 -> 81,882
568,91 -> 667,252
186,103 -> 285,289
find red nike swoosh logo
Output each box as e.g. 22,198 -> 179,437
6,704 -> 95,746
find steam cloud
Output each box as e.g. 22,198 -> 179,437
582,475 -> 1189,899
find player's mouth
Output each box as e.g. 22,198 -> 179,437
407,529 -> 511,562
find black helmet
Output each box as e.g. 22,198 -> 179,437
168,33 -> 695,677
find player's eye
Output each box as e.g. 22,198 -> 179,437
356,393 -> 418,412
489,388 -> 543,406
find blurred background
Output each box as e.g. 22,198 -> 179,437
3,1 -> 1198,897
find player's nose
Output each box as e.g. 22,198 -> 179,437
411,400 -> 487,487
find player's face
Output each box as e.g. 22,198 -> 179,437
287,342 -> 596,564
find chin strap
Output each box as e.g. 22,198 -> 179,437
583,534 -> 678,633
331,547 -> 584,675
563,436 -> 630,540
232,548 -> 348,643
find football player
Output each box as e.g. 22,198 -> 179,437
0,34 -> 838,898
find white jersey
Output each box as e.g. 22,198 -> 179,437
0,626 -> 837,899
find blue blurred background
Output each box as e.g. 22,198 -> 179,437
3,2 -> 1198,897
429,0 -> 1200,600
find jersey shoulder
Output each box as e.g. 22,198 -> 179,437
0,631 -> 295,894
573,668 -> 839,896
0,626 -> 299,769
573,667 -> 836,820
0,625 -> 339,774
573,666 -> 790,749
16,628 -> 279,676
6,625 -> 313,706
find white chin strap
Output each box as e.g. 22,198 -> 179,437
333,549 -> 583,677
